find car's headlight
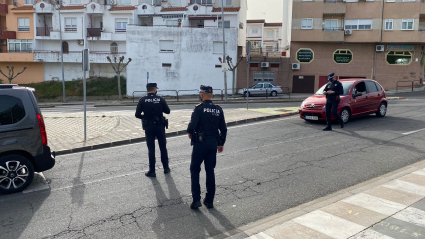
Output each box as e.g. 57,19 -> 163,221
322,105 -> 326,109
300,101 -> 305,108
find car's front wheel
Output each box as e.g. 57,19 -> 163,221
0,154 -> 34,194
270,91 -> 278,97
340,108 -> 351,124
244,91 -> 251,97
376,102 -> 387,117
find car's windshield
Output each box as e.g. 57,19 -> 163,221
314,82 -> 354,96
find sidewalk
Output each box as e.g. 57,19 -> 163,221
45,107 -> 300,155
226,159 -> 425,239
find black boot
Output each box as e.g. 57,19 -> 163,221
203,199 -> 214,209
340,122 -> 344,129
145,170 -> 156,177
164,167 -> 171,174
323,126 -> 332,131
190,201 -> 202,209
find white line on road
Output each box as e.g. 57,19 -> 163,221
402,128 -> 425,135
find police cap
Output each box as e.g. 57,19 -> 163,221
146,83 -> 158,88
199,85 -> 213,93
328,73 -> 335,79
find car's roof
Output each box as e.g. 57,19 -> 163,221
0,84 -> 34,91
339,79 -> 372,83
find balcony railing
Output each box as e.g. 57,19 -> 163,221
87,28 -> 102,37
115,28 -> 126,33
0,3 -> 7,13
323,27 -> 344,31
190,0 -> 213,5
36,27 -> 53,36
247,47 -> 287,58
64,28 -> 77,32
0,49 -> 33,53
0,31 -> 16,39
324,0 -> 344,3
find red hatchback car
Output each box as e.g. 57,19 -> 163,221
299,79 -> 388,124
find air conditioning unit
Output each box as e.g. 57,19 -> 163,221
261,62 -> 269,68
13,0 -> 17,6
178,19 -> 182,23
344,29 -> 352,35
77,40 -> 84,45
0,40 -> 6,45
292,63 -> 300,70
376,45 -> 384,52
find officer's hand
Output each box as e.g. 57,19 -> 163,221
328,90 -> 334,94
323,91 -> 327,95
218,146 -> 224,153
188,133 -> 192,139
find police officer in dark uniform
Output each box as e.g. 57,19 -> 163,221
135,83 -> 171,177
187,85 -> 227,209
323,73 -> 344,131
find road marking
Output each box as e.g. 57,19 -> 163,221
402,128 -> 425,135
342,193 -> 406,216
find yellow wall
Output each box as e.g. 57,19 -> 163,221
0,62 -> 44,84
6,8 -> 34,39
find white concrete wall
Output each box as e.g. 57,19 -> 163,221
126,26 -> 238,96
43,62 -> 125,81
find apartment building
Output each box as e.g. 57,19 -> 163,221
0,0 -> 43,84
126,0 -> 247,95
290,0 -> 425,93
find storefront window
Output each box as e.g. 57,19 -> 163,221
386,51 -> 412,65
296,48 -> 314,63
334,49 -> 353,64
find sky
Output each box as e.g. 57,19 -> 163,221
247,0 -> 283,23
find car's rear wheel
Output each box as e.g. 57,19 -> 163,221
243,91 -> 251,97
376,102 -> 387,117
271,91 -> 277,97
340,108 -> 351,124
0,154 -> 34,194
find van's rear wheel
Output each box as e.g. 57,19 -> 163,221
0,154 -> 34,194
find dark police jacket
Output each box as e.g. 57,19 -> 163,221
135,93 -> 170,121
324,80 -> 343,103
187,100 -> 228,146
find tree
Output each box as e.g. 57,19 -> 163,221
0,66 -> 27,84
219,55 -> 243,95
107,56 -> 131,100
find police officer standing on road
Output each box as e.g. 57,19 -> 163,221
135,83 -> 171,177
323,73 -> 344,131
187,85 -> 227,210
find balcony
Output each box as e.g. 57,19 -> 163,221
0,50 -> 34,62
90,51 -> 126,63
87,28 -> 101,37
323,0 -> 346,15
36,27 -> 53,37
0,31 -> 16,40
190,0 -> 213,5
323,28 -> 344,42
0,3 -> 7,14
248,48 -> 287,59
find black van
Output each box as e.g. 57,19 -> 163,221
0,84 -> 55,194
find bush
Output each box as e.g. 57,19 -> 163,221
0,79 -> 3,84
21,76 -> 127,99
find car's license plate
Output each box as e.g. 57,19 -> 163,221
306,116 -> 318,120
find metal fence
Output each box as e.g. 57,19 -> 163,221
396,80 -> 423,92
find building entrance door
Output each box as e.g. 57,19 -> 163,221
292,75 -> 315,93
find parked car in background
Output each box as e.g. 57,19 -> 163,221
299,79 -> 387,124
238,83 -> 284,97
0,84 -> 55,194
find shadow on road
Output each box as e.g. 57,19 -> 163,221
70,152 -> 86,206
149,174 -> 235,239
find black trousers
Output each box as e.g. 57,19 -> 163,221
190,138 -> 218,203
326,101 -> 343,127
144,124 -> 169,171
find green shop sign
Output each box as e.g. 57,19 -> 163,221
297,49 -> 314,63
334,49 -> 353,64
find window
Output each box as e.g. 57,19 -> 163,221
65,18 -> 77,32
253,72 -> 275,83
345,19 -> 372,30
162,63 -> 172,67
252,28 -> 258,34
316,82 -> 353,96
267,31 -> 274,37
270,63 -> 280,68
24,0 -> 34,4
385,19 -> 393,30
250,63 -> 259,67
219,0 -> 232,6
159,40 -> 174,52
365,81 -> 378,93
62,41 -> 69,54
402,19 -> 414,30
213,42 -> 226,54
115,19 -> 127,32
0,96 -> 26,126
302,18 -> 313,29
386,51 -> 412,65
266,46 -> 273,52
324,19 -> 338,31
120,0 -> 131,4
166,20 -> 179,27
18,18 -> 30,32
110,42 -> 118,54
191,0 -> 213,4
70,0 -> 81,3
215,65 -> 221,68
403,0 -> 415,2
8,39 -> 33,53
218,21 -> 230,28
254,84 -> 263,89
353,82 -> 367,95
139,0 -> 151,3
169,0 -> 180,5
375,82 -> 382,91
387,0 -> 395,2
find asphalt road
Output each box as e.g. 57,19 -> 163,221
2,92 -> 425,239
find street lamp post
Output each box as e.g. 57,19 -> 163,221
58,2 -> 66,103
221,0 -> 228,102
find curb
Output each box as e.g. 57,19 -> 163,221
387,97 -> 405,100
94,99 -> 304,107
54,111 -> 299,156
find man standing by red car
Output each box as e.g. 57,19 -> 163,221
323,73 -> 344,131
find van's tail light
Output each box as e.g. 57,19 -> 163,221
37,114 -> 48,146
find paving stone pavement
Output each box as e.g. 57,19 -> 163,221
43,107 -> 299,152
245,167 -> 425,239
